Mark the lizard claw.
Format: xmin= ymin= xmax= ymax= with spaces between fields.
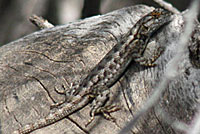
xmin=100 ymin=105 xmax=121 ymax=121
xmin=85 ymin=105 xmax=120 ymax=127
xmin=85 ymin=116 xmax=95 ymax=127
xmin=50 ymin=101 xmax=66 ymax=109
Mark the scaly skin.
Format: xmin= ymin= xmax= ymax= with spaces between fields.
xmin=13 ymin=8 xmax=172 ymax=134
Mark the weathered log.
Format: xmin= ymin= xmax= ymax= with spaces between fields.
xmin=0 ymin=5 xmax=199 ymax=134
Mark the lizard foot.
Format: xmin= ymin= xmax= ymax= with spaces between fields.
xmin=85 ymin=105 xmax=120 ymax=127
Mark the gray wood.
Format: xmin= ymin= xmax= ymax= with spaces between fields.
xmin=0 ymin=5 xmax=199 ymax=134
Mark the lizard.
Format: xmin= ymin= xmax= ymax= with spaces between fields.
xmin=13 ymin=8 xmax=172 ymax=134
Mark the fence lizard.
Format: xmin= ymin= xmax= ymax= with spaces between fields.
xmin=13 ymin=8 xmax=172 ymax=134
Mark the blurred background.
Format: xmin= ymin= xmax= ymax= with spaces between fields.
xmin=0 ymin=0 xmax=196 ymax=46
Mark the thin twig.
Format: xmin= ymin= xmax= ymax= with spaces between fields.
xmin=184 ymin=5 xmax=200 ymax=134
xmin=187 ymin=108 xmax=200 ymax=134
xmin=119 ymin=0 xmax=199 ymax=133
xmin=29 ymin=14 xmax=54 ymax=29
xmin=153 ymin=0 xmax=180 ymax=14
xmin=155 ymin=107 xmax=189 ymax=132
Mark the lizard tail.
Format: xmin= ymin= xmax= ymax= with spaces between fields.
xmin=13 ymin=103 xmax=75 ymax=134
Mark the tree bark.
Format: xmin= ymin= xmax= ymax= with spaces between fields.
xmin=0 ymin=5 xmax=199 ymax=134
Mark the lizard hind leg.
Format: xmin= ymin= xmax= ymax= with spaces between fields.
xmin=85 ymin=90 xmax=120 ymax=127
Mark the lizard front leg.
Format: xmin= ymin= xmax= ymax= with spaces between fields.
xmin=134 ymin=41 xmax=165 ymax=67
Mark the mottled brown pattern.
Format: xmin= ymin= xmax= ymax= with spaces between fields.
xmin=13 ymin=8 xmax=172 ymax=134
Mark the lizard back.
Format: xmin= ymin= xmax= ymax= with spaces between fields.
xmin=13 ymin=8 xmax=172 ymax=134
xmin=74 ymin=8 xmax=172 ymax=96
